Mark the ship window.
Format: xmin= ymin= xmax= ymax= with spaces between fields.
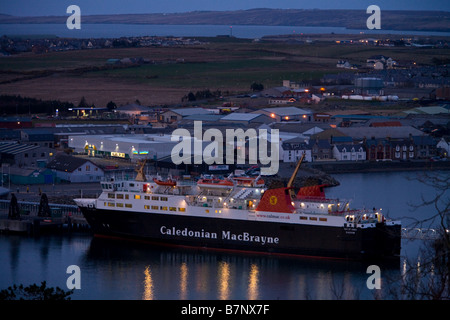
xmin=152 ymin=196 xmax=159 ymax=201
xmin=144 ymin=205 xmax=150 ymax=209
xmin=145 ymin=196 xmax=150 ymax=200
xmin=319 ymin=218 xmax=327 ymax=222
xmin=169 ymin=207 xmax=177 ymax=211
xmin=108 ymin=202 xmax=115 ymax=207
xmin=125 ymin=194 xmax=129 ymax=200
xmin=135 ymin=195 xmax=141 ymax=200
xmin=116 ymin=203 xmax=124 ymax=207
xmin=309 ymin=217 xmax=317 ymax=221
xmin=108 ymin=193 xmax=115 ymax=199
xmin=160 ymin=197 xmax=168 ymax=201
xmin=129 ymin=183 xmax=135 ymax=187
xmin=117 ymin=194 xmax=124 ymax=199
xmin=160 ymin=206 xmax=167 ymax=211
xmin=205 ymin=209 xmax=209 ymax=213
xmin=125 ymin=204 xmax=132 ymax=208
xmin=300 ymin=216 xmax=307 ymax=220
xmin=151 ymin=205 xmax=158 ymax=210
xmin=178 ymin=208 xmax=186 ymax=212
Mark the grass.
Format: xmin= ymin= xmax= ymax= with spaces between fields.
xmin=0 ymin=39 xmax=447 ymax=106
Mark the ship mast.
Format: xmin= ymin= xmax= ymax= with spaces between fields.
xmin=135 ymin=159 xmax=147 ymax=182
xmin=287 ymin=153 xmax=305 ymax=199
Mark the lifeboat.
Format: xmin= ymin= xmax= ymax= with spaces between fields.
xmin=197 ymin=178 xmax=234 ymax=189
xmin=232 ymin=176 xmax=265 ymax=187
xmin=153 ymin=177 xmax=176 ymax=187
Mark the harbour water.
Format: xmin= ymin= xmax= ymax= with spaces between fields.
xmin=1 ymin=23 xmax=449 ymax=39
xmin=0 ymin=171 xmax=448 ymax=300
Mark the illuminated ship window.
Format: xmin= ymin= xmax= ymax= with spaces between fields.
xmin=152 ymin=196 xmax=159 ymax=201
xmin=160 ymin=197 xmax=168 ymax=201
xmin=169 ymin=207 xmax=177 ymax=211
xmin=108 ymin=193 xmax=115 ymax=199
xmin=144 ymin=205 xmax=150 ymax=209
xmin=135 ymin=195 xmax=141 ymax=200
xmin=116 ymin=203 xmax=124 ymax=208
xmin=151 ymin=206 xmax=158 ymax=210
xmin=160 ymin=206 xmax=168 ymax=211
xmin=125 ymin=194 xmax=129 ymax=200
xmin=309 ymin=217 xmax=317 ymax=221
xmin=125 ymin=204 xmax=132 ymax=208
xmin=319 ymin=218 xmax=327 ymax=222
xmin=300 ymin=216 xmax=307 ymax=220
xmin=178 ymin=208 xmax=186 ymax=212
xmin=117 ymin=194 xmax=124 ymax=199
xmin=108 ymin=202 xmax=115 ymax=207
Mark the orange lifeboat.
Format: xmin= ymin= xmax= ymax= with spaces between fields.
xmin=153 ymin=177 xmax=176 ymax=187
xmin=197 ymin=178 xmax=234 ymax=189
xmin=233 ymin=176 xmax=265 ymax=187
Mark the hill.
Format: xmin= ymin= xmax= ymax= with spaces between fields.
xmin=0 ymin=8 xmax=449 ymax=32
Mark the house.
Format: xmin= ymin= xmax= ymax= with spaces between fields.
xmin=437 ymin=137 xmax=450 ymax=157
xmin=332 ymin=144 xmax=366 ymax=161
xmin=47 ymin=155 xmax=104 ymax=183
xmin=336 ymin=60 xmax=351 ymax=69
xmin=365 ymin=138 xmax=415 ymax=161
xmin=309 ymin=139 xmax=332 ymax=161
xmin=281 ymin=137 xmax=312 ymax=162
xmin=412 ymin=135 xmax=438 ymax=159
xmin=366 ymin=55 xmax=396 ymax=69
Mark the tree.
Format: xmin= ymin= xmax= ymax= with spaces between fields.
xmin=77 ymin=96 xmax=89 ymax=109
xmin=386 ymin=172 xmax=449 ymax=300
xmin=0 ymin=281 xmax=74 ymax=300
xmin=106 ymin=101 xmax=117 ymax=111
xmin=187 ymin=92 xmax=196 ymax=101
xmin=250 ymin=82 xmax=264 ymax=92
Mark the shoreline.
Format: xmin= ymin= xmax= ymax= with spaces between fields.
xmin=308 ymin=159 xmax=450 ymax=174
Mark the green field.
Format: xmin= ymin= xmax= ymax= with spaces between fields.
xmin=0 ymin=39 xmax=448 ymax=106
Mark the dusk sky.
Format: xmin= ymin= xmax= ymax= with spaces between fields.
xmin=1 ymin=0 xmax=449 ymax=16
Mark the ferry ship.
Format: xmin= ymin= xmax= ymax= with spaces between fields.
xmin=74 ymin=156 xmax=401 ymax=260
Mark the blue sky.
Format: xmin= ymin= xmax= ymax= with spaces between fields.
xmin=1 ymin=0 xmax=449 ymax=16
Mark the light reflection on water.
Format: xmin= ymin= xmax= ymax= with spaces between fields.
xmin=1 ymin=171 xmax=446 ymax=300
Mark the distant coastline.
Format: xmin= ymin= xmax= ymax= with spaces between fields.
xmin=0 ymin=8 xmax=449 ymax=33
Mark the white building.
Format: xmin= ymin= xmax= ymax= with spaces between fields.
xmin=281 ymin=137 xmax=312 ymax=162
xmin=46 ymin=154 xmax=104 ymax=183
xmin=332 ymin=144 xmax=366 ymax=161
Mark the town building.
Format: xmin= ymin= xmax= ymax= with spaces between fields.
xmin=0 ymin=142 xmax=54 ymax=167
xmin=332 ymin=144 xmax=366 ymax=161
xmin=160 ymin=108 xmax=213 ymax=123
xmin=281 ymin=137 xmax=312 ymax=162
xmin=46 ymin=154 xmax=104 ymax=183
xmin=219 ymin=113 xmax=273 ymax=125
xmin=309 ymin=139 xmax=332 ymax=161
xmin=255 ymin=107 xmax=312 ymax=122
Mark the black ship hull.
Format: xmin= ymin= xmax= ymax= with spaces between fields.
xmin=80 ymin=207 xmax=401 ymax=260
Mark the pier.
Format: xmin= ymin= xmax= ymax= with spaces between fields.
xmin=0 ymin=198 xmax=90 ymax=235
